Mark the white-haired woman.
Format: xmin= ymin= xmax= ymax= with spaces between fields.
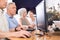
xmin=18 ymin=8 xmax=35 ymax=29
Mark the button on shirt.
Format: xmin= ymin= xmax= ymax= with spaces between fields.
xmin=5 ymin=13 xmax=18 ymax=29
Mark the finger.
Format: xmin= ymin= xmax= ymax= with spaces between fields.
xmin=20 ymin=35 xmax=26 ymax=38
xmin=20 ymin=28 xmax=23 ymax=30
xmin=23 ymin=32 xmax=31 ymax=37
xmin=17 ymin=28 xmax=21 ymax=31
xmin=26 ymin=31 xmax=31 ymax=35
xmin=21 ymin=30 xmax=31 ymax=36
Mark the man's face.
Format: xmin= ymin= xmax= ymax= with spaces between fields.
xmin=0 ymin=0 xmax=7 ymax=9
xmin=8 ymin=4 xmax=16 ymax=15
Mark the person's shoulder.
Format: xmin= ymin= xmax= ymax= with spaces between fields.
xmin=0 ymin=9 xmax=3 ymax=15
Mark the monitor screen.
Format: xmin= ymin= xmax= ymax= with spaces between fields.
xmin=35 ymin=0 xmax=47 ymax=32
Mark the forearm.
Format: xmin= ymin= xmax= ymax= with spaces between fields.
xmin=0 ymin=32 xmax=9 ymax=38
xmin=0 ymin=32 xmax=17 ymax=38
xmin=9 ymin=28 xmax=15 ymax=32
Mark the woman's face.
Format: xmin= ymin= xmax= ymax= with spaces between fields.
xmin=23 ymin=11 xmax=27 ymax=17
xmin=29 ymin=11 xmax=34 ymax=17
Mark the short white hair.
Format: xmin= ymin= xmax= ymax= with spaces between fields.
xmin=18 ymin=8 xmax=27 ymax=17
xmin=7 ymin=2 xmax=15 ymax=8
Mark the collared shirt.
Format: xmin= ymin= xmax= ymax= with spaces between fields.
xmin=0 ymin=9 xmax=9 ymax=32
xmin=0 ymin=9 xmax=3 ymax=15
xmin=0 ymin=9 xmax=9 ymax=40
xmin=5 ymin=13 xmax=18 ymax=29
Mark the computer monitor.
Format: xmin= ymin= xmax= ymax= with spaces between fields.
xmin=35 ymin=0 xmax=48 ymax=32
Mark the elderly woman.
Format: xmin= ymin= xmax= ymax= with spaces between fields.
xmin=18 ymin=8 xmax=35 ymax=29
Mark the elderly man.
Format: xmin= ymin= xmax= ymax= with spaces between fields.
xmin=5 ymin=2 xmax=24 ymax=31
xmin=0 ymin=0 xmax=9 ymax=32
xmin=0 ymin=0 xmax=31 ymax=40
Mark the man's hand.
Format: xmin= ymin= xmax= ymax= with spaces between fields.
xmin=12 ymin=30 xmax=31 ymax=38
xmin=0 ymin=30 xmax=31 ymax=39
xmin=15 ymin=26 xmax=26 ymax=31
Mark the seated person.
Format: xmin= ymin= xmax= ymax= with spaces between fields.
xmin=5 ymin=2 xmax=25 ymax=31
xmin=0 ymin=0 xmax=31 ymax=40
xmin=28 ymin=10 xmax=36 ymax=25
xmin=18 ymin=8 xmax=35 ymax=29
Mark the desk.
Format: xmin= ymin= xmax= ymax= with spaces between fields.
xmin=9 ymin=31 xmax=60 ymax=40
xmin=9 ymin=36 xmax=60 ymax=40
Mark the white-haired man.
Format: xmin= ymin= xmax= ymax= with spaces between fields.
xmin=0 ymin=0 xmax=31 ymax=40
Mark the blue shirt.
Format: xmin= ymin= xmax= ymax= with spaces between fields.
xmin=5 ymin=13 xmax=18 ymax=29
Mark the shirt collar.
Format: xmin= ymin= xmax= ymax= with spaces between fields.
xmin=5 ymin=13 xmax=13 ymax=19
xmin=0 ymin=9 xmax=2 ymax=11
xmin=0 ymin=9 xmax=3 ymax=14
xmin=0 ymin=9 xmax=5 ymax=15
